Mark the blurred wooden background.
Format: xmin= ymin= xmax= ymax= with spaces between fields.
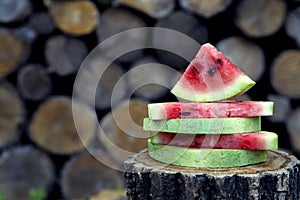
xmin=0 ymin=0 xmax=300 ymax=199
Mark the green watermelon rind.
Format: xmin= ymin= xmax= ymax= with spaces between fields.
xmin=148 ymin=140 xmax=268 ymax=168
xmin=143 ymin=117 xmax=261 ymax=134
xmin=148 ymin=101 xmax=274 ymax=120
xmin=171 ymin=73 xmax=255 ymax=102
xmin=150 ymin=131 xmax=278 ymax=150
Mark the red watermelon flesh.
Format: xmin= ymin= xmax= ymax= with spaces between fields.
xmin=151 ymin=131 xmax=278 ymax=150
xmin=148 ymin=101 xmax=274 ymax=119
xmin=171 ymin=43 xmax=255 ymax=102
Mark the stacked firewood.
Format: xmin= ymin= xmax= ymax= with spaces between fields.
xmin=0 ymin=0 xmax=299 ymax=199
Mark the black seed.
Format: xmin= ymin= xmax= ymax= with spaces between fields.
xmin=208 ymin=66 xmax=216 ymax=76
xmin=179 ymin=112 xmax=191 ymax=116
xmin=216 ymin=59 xmax=222 ymax=67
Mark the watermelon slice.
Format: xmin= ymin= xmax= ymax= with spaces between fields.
xmin=148 ymin=101 xmax=274 ymax=120
xmin=171 ymin=43 xmax=255 ymax=102
xmin=143 ymin=117 xmax=261 ymax=134
xmin=148 ymin=140 xmax=267 ymax=168
xmin=151 ymin=131 xmax=278 ymax=150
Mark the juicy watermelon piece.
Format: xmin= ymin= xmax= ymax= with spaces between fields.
xmin=143 ymin=117 xmax=261 ymax=134
xmin=148 ymin=101 xmax=274 ymax=119
xmin=148 ymin=140 xmax=267 ymax=168
xmin=151 ymin=131 xmax=278 ymax=150
xmin=171 ymin=43 xmax=255 ymax=102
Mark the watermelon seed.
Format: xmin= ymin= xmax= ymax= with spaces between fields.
xmin=179 ymin=112 xmax=191 ymax=116
xmin=208 ymin=66 xmax=216 ymax=76
xmin=216 ymin=59 xmax=222 ymax=67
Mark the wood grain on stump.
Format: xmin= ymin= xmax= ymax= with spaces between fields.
xmin=113 ymin=0 xmax=175 ymax=19
xmin=0 ymin=146 xmax=54 ymax=200
xmin=90 ymin=189 xmax=126 ymax=200
xmin=0 ymin=29 xmax=26 ymax=78
xmin=29 ymin=96 xmax=96 ymax=154
xmin=0 ymin=82 xmax=25 ymax=148
xmin=216 ymin=36 xmax=265 ymax=82
xmin=270 ymin=50 xmax=300 ymax=99
xmin=235 ymin=0 xmax=286 ymax=37
xmin=49 ymin=0 xmax=99 ymax=36
xmin=179 ymin=0 xmax=232 ymax=18
xmin=61 ymin=152 xmax=123 ymax=199
xmin=124 ymin=149 xmax=300 ymax=200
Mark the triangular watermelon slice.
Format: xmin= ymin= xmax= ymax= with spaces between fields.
xmin=171 ymin=43 xmax=255 ymax=102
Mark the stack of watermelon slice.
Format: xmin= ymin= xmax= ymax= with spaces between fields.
xmin=143 ymin=43 xmax=278 ymax=168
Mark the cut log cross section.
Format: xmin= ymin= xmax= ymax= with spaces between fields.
xmin=124 ymin=149 xmax=300 ymax=200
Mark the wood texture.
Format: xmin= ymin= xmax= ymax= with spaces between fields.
xmin=17 ymin=64 xmax=52 ymax=100
xmin=61 ymin=152 xmax=123 ymax=199
xmin=73 ymin=56 xmax=127 ymax=109
xmin=98 ymin=99 xmax=149 ymax=164
xmin=29 ymin=96 xmax=96 ymax=154
xmin=153 ymin=11 xmax=208 ymax=69
xmin=49 ymin=0 xmax=99 ymax=35
xmin=45 ymin=35 xmax=88 ymax=76
xmin=0 ymin=82 xmax=25 ymax=148
xmin=124 ymin=149 xmax=300 ymax=200
xmin=287 ymin=108 xmax=300 ymax=153
xmin=0 ymin=146 xmax=54 ymax=200
xmin=128 ymin=57 xmax=179 ymax=100
xmin=285 ymin=7 xmax=300 ymax=47
xmin=0 ymin=0 xmax=32 ymax=23
xmin=0 ymin=29 xmax=26 ymax=78
xmin=96 ymin=8 xmax=146 ymax=62
xmin=270 ymin=50 xmax=300 ymax=98
xmin=216 ymin=36 xmax=265 ymax=81
xmin=235 ymin=0 xmax=286 ymax=37
xmin=179 ymin=0 xmax=232 ymax=18
xmin=113 ymin=0 xmax=175 ymax=19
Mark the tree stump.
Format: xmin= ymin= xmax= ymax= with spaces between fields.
xmin=124 ymin=149 xmax=300 ymax=200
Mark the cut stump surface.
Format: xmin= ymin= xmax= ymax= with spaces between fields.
xmin=124 ymin=149 xmax=300 ymax=200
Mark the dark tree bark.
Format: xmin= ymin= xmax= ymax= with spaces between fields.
xmin=124 ymin=149 xmax=300 ymax=200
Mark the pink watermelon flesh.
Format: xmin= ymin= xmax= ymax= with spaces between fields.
xmin=151 ymin=131 xmax=278 ymax=150
xmin=148 ymin=101 xmax=274 ymax=119
xmin=171 ymin=43 xmax=255 ymax=102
